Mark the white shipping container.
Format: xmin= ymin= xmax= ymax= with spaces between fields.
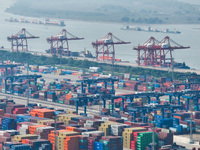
xmin=97 ymin=83 xmax=103 ymax=87
xmin=0 ymin=131 xmax=6 ymax=136
xmin=101 ymin=117 xmax=109 ymax=121
xmin=124 ymin=73 xmax=131 ymax=79
xmin=39 ymin=66 xmax=49 ymax=69
xmin=83 ymin=124 xmax=93 ymax=127
xmin=82 ymin=131 xmax=104 ymax=137
xmin=120 ymin=117 xmax=128 ymax=121
xmin=169 ymin=127 xmax=177 ymax=132
xmin=39 ymin=93 xmax=45 ymax=96
xmin=36 ymin=126 xmax=54 ymax=132
xmin=47 ymin=99 xmax=53 ymax=102
xmin=86 ymin=120 xmax=95 ymax=124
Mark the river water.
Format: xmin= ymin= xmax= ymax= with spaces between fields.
xmin=0 ymin=1 xmax=200 ymax=70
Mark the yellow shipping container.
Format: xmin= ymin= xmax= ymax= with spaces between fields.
xmin=99 ymin=127 xmax=110 ymax=136
xmin=122 ymin=127 xmax=147 ymax=149
xmin=123 ymin=127 xmax=147 ymax=133
xmin=37 ymin=119 xmax=54 ymax=125
xmin=58 ymin=131 xmax=79 ymax=137
xmin=12 ymin=134 xmax=39 ymax=142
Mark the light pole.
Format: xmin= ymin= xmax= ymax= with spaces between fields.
xmin=54 ymin=115 xmax=58 ymax=150
xmin=151 ymin=126 xmax=156 ymax=150
xmin=99 ymin=94 xmax=103 ymax=114
xmin=26 ymin=63 xmax=29 ymax=106
xmin=189 ymin=112 xmax=194 ymax=144
xmin=59 ymin=47 xmax=62 ymax=69
xmin=171 ymin=60 xmax=174 ymax=80
xmin=111 ymin=58 xmax=114 ymax=77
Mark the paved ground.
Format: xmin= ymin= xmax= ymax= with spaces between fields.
xmin=174 ymin=129 xmax=200 ymax=149
xmin=22 ymin=69 xmax=136 ymax=95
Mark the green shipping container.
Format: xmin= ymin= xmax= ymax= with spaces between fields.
xmin=147 ymin=86 xmax=153 ymax=89
xmin=109 ymin=104 xmax=112 ymax=110
xmin=118 ymin=87 xmax=124 ymax=89
xmin=58 ymin=101 xmax=64 ymax=104
xmin=130 ymin=77 xmax=137 ymax=81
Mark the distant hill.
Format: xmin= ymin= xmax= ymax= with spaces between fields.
xmin=5 ymin=0 xmax=200 ymax=24
xmin=177 ymin=0 xmax=200 ymax=5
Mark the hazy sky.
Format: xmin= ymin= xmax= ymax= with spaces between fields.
xmin=178 ymin=0 xmax=200 ymax=5
xmin=0 ymin=0 xmax=16 ymax=11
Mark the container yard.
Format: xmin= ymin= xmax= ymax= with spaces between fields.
xmin=1 ymin=0 xmax=200 ymax=149
xmin=0 ymin=60 xmax=199 ymax=150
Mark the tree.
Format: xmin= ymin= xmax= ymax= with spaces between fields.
xmin=121 ymin=17 xmax=130 ymax=22
xmin=131 ymin=18 xmax=135 ymax=22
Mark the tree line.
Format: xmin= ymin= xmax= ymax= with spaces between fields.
xmin=0 ymin=50 xmax=192 ymax=80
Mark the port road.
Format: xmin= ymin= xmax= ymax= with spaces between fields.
xmin=31 ymin=51 xmax=200 ymax=75
xmin=0 ymin=92 xmax=102 ymax=116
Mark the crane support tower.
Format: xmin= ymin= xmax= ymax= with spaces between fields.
xmin=133 ymin=36 xmax=190 ymax=67
xmin=46 ymin=29 xmax=84 ymax=56
xmin=7 ymin=28 xmax=39 ymax=52
xmin=92 ymin=33 xmax=131 ymax=61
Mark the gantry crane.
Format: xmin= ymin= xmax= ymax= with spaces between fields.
xmin=128 ymin=104 xmax=183 ymax=122
xmin=7 ymin=28 xmax=39 ymax=52
xmin=92 ymin=33 xmax=131 ymax=61
xmin=46 ymin=29 xmax=84 ymax=56
xmin=77 ymin=77 xmax=119 ymax=94
xmin=133 ymin=36 xmax=190 ymax=67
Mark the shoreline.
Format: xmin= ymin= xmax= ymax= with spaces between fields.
xmin=5 ymin=10 xmax=200 ymax=26
xmin=26 ymin=51 xmax=200 ymax=75
xmin=2 ymin=48 xmax=199 ymax=75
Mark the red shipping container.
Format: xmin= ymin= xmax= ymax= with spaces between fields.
xmin=131 ymin=140 xmax=136 ymax=150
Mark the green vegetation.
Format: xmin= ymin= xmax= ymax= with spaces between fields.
xmin=6 ymin=0 xmax=200 ymax=24
xmin=0 ymin=50 xmax=192 ymax=80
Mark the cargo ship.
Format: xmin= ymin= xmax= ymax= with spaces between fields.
xmin=4 ymin=17 xmax=19 ymax=22
xmin=121 ymin=25 xmax=181 ymax=34
xmin=45 ymin=49 xmax=94 ymax=58
xmin=44 ymin=19 xmax=65 ymax=26
xmin=31 ymin=20 xmax=43 ymax=24
xmin=5 ymin=17 xmax=66 ymax=26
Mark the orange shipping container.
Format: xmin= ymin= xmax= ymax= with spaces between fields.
xmin=93 ymin=74 xmax=99 ymax=77
xmin=29 ymin=125 xmax=47 ymax=134
xmin=115 ymin=59 xmax=121 ymax=62
xmin=29 ymin=112 xmax=37 ymax=117
xmin=99 ymin=56 xmax=114 ymax=60
xmin=66 ymin=127 xmax=76 ymax=131
xmin=173 ymin=116 xmax=182 ymax=120
xmin=48 ymin=130 xmax=71 ymax=150
xmin=66 ymin=94 xmax=72 ymax=100
xmin=30 ymin=109 xmax=55 ymax=118
xmin=72 ymin=72 xmax=78 ymax=75
xmin=125 ymin=83 xmax=130 ymax=87
xmin=22 ymin=139 xmax=30 ymax=144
